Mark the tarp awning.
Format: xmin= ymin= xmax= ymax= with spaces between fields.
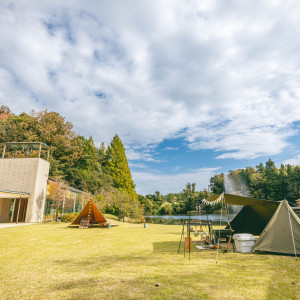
xmin=202 ymin=193 xmax=278 ymax=206
xmin=203 ymin=193 xmax=280 ymax=235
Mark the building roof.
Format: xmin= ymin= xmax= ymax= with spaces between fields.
xmin=0 ymin=190 xmax=30 ymax=199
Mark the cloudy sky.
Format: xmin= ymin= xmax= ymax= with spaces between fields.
xmin=1 ymin=0 xmax=300 ymax=195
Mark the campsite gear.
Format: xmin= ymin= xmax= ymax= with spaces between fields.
xmin=196 ymin=245 xmax=215 ymax=250
xmin=178 ymin=220 xmax=214 ymax=255
xmin=216 ymin=201 xmax=224 ymax=264
xmin=233 ymin=234 xmax=256 ymax=253
xmin=107 ymin=224 xmax=111 ymax=229
xmin=252 ymin=200 xmax=300 ymax=256
xmin=213 ymin=229 xmax=232 ymax=243
xmin=79 ymin=216 xmax=89 ymax=229
xmin=203 ymin=193 xmax=279 ymax=235
xmin=144 ymin=223 xmax=147 ymax=228
xmin=225 ymin=236 xmax=232 ymax=252
xmin=185 ymin=236 xmax=192 ymax=250
xmin=71 ymin=199 xmax=108 ymax=227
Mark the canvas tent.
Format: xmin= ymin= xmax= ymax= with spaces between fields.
xmin=252 ymin=200 xmax=300 ymax=255
xmin=71 ymin=199 xmax=108 ymax=226
xmin=203 ymin=193 xmax=280 ymax=235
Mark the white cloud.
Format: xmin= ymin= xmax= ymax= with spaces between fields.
xmin=163 ymin=147 xmax=179 ymax=151
xmin=0 ymin=0 xmax=300 ymax=160
xmin=132 ymin=167 xmax=220 ymax=195
xmin=126 ymin=146 xmax=161 ymax=162
xmin=283 ymin=154 xmax=300 ymax=166
xmin=128 ymin=162 xmax=148 ymax=169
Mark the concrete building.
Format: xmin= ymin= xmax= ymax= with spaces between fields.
xmin=0 ymin=142 xmax=50 ymax=223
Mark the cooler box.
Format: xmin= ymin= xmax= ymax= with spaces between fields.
xmin=233 ymin=234 xmax=256 ymax=253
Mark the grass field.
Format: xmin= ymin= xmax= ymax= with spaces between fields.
xmin=0 ymin=222 xmax=299 ymax=300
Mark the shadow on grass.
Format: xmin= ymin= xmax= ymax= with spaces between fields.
xmin=153 ymin=241 xmax=180 ymax=253
xmin=49 ymin=260 xmax=220 ymax=299
xmin=53 ymin=278 xmax=94 ymax=291
xmin=53 ymin=254 xmax=153 ymax=269
xmin=49 ymin=249 xmax=300 ymax=299
xmin=66 ymin=225 xmax=111 ymax=229
xmin=50 ymin=255 xmax=265 ymax=299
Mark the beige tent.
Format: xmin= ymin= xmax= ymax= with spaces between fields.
xmin=252 ymin=200 xmax=300 ymax=256
xmin=71 ymin=199 xmax=108 ymax=226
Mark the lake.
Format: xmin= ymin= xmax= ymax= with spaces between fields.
xmin=145 ymin=214 xmax=236 ymax=222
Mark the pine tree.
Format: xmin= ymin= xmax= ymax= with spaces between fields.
xmin=106 ymin=134 xmax=137 ymax=200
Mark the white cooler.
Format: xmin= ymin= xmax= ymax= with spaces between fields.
xmin=233 ymin=234 xmax=256 ymax=253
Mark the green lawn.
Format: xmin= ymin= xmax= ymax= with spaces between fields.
xmin=0 ymin=222 xmax=299 ymax=300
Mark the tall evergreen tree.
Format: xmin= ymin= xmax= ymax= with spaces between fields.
xmin=105 ymin=134 xmax=137 ymax=199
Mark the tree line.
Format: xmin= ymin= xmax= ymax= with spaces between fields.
xmin=141 ymin=159 xmax=300 ymax=216
xmin=0 ymin=105 xmax=141 ymax=220
xmin=1 ymin=105 xmax=299 ymax=219
xmin=209 ymin=159 xmax=300 ymax=205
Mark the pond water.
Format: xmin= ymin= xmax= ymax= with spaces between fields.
xmin=145 ymin=214 xmax=236 ymax=222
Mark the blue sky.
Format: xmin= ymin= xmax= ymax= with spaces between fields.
xmin=1 ymin=0 xmax=300 ymax=195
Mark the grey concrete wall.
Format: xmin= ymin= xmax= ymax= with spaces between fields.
xmin=0 ymin=158 xmax=50 ymax=222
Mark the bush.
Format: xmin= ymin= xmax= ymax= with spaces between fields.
xmin=61 ymin=212 xmax=79 ymax=223
xmin=103 ymin=213 xmax=119 ymax=221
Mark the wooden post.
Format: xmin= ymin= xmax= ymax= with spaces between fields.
xmin=16 ymin=197 xmax=21 ymax=224
xmin=185 ymin=221 xmax=192 ymax=252
xmin=10 ymin=198 xmax=16 ymax=222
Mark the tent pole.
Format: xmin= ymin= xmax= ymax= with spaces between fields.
xmin=216 ymin=200 xmax=224 ymax=264
xmin=184 ymin=222 xmax=185 ymax=258
xmin=88 ymin=199 xmax=92 ymax=228
xmin=188 ymin=214 xmax=191 ymax=260
xmin=288 ymin=208 xmax=297 ymax=261
xmin=178 ymin=220 xmax=185 ymax=253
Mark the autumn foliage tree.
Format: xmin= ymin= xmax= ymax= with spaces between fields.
xmin=0 ymin=107 xmax=143 ymax=219
xmin=47 ymin=181 xmax=65 ymax=222
xmin=0 ymin=109 xmax=112 ymax=194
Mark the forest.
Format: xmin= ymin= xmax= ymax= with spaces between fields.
xmin=1 ymin=105 xmax=299 ymax=218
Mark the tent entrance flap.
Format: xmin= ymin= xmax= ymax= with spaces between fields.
xmin=227 ymin=204 xmax=279 ymax=235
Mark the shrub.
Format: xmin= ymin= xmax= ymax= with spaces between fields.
xmin=61 ymin=212 xmax=79 ymax=223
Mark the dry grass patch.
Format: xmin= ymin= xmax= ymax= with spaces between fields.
xmin=0 ymin=223 xmax=299 ymax=299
